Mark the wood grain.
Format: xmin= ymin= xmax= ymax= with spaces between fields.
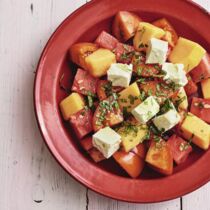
xmin=0 ymin=0 xmax=209 ymax=210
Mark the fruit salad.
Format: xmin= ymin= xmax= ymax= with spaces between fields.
xmin=59 ymin=11 xmax=210 ymax=178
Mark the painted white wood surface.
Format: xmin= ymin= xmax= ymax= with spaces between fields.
xmin=0 ymin=0 xmax=209 ymax=210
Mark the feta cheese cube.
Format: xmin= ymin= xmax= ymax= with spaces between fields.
xmin=93 ymin=127 xmax=121 ymax=158
xmin=153 ymin=108 xmax=181 ymax=132
xmin=131 ymin=96 xmax=160 ymax=124
xmin=146 ymin=38 xmax=168 ymax=65
xmin=162 ymin=63 xmax=188 ymax=86
xmin=107 ymin=63 xmax=133 ymax=87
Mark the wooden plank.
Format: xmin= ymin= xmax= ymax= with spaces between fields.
xmin=0 ymin=0 xmax=209 ymax=210
xmin=88 ymin=190 xmax=180 ymax=210
xmin=182 ymin=182 xmax=210 ymax=210
xmin=0 ymin=0 xmax=87 ymax=210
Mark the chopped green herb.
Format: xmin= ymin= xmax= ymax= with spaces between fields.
xmin=153 ymin=64 xmax=161 ymax=71
xmin=148 ymin=89 xmax=153 ymax=96
xmin=103 ymin=81 xmax=112 ymax=97
xmin=139 ymin=91 xmax=146 ymax=101
xmin=80 ymin=111 xmax=86 ymax=116
xmin=128 ymin=94 xmax=137 ymax=105
xmin=153 ymin=135 xmax=161 ymax=143
xmin=143 ymin=130 xmax=151 ymax=140
xmin=120 ymin=98 xmax=128 ymax=103
xmin=156 ymin=84 xmax=161 ymax=92
xmin=136 ymin=78 xmax=146 ymax=84
xmin=137 ymin=66 xmax=143 ymax=75
xmin=168 ymin=81 xmax=182 ymax=91
xmin=120 ymin=121 xmax=139 ymax=136
xmin=175 ymin=96 xmax=186 ymax=109
xmin=159 ymin=99 xmax=174 ymax=114
xmin=149 ymin=123 xmax=162 ymax=136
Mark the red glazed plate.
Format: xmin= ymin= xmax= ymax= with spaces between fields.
xmin=34 ymin=0 xmax=210 ymax=203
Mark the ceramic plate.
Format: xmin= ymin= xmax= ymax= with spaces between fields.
xmin=34 ymin=0 xmax=210 ymax=203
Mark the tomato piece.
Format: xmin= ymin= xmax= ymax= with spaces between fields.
xmin=145 ymin=140 xmax=173 ymax=175
xmin=190 ymin=53 xmax=210 ymax=83
xmin=80 ymin=136 xmax=93 ymax=151
xmin=69 ymin=108 xmax=93 ymax=139
xmin=167 ymin=134 xmax=192 ymax=165
xmin=152 ymin=18 xmax=178 ymax=47
xmin=114 ymin=43 xmax=135 ymax=64
xmin=95 ymin=31 xmax=119 ymax=50
xmin=88 ymin=148 xmax=105 ymax=162
xmin=132 ymin=52 xmax=160 ymax=77
xmin=96 ymin=80 xmax=123 ymax=101
xmin=112 ymin=11 xmax=141 ymax=42
xmin=72 ymin=68 xmax=98 ymax=96
xmin=113 ymin=151 xmax=144 ymax=178
xmin=139 ymin=81 xmax=178 ymax=100
xmin=184 ymin=75 xmax=198 ymax=96
xmin=190 ymin=97 xmax=210 ymax=123
xmin=93 ymin=95 xmax=123 ymax=132
xmin=131 ymin=143 xmax=147 ymax=159
xmin=69 ymin=43 xmax=98 ymax=69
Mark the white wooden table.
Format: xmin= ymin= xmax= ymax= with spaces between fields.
xmin=0 ymin=0 xmax=209 ymax=209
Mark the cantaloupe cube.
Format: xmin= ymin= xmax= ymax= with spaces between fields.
xmin=180 ymin=112 xmax=210 ymax=150
xmin=117 ymin=123 xmax=148 ymax=152
xmin=113 ymin=151 xmax=144 ymax=178
xmin=133 ymin=22 xmax=165 ymax=51
xmin=85 ymin=48 xmax=116 ymax=77
xmin=118 ymin=82 xmax=141 ymax=112
xmin=145 ymin=140 xmax=173 ymax=175
xmin=60 ymin=93 xmax=85 ymax=120
xmin=69 ymin=43 xmax=98 ymax=69
xmin=169 ymin=37 xmax=206 ymax=73
xmin=201 ymin=78 xmax=210 ymax=99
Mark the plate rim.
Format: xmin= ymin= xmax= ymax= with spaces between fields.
xmin=34 ymin=0 xmax=210 ymax=203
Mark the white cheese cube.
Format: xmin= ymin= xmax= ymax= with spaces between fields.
xmin=107 ymin=63 xmax=133 ymax=87
xmin=162 ymin=63 xmax=188 ymax=86
xmin=131 ymin=96 xmax=160 ymax=124
xmin=153 ymin=109 xmax=181 ymax=132
xmin=146 ymin=38 xmax=168 ymax=65
xmin=93 ymin=127 xmax=121 ymax=158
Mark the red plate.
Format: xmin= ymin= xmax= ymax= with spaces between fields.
xmin=34 ymin=0 xmax=210 ymax=203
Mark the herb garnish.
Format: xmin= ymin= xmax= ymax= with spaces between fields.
xmin=174 ymin=96 xmax=186 ymax=110
xmin=96 ymin=95 xmax=120 ymax=126
xmin=139 ymin=90 xmax=146 ymax=101
xmin=128 ymin=94 xmax=138 ymax=105
xmin=136 ymin=78 xmax=146 ymax=84
xmin=168 ymin=81 xmax=182 ymax=91
xmin=159 ymin=99 xmax=174 ymax=115
xmin=120 ymin=121 xmax=139 ymax=136
xmin=103 ymin=81 xmax=112 ymax=97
